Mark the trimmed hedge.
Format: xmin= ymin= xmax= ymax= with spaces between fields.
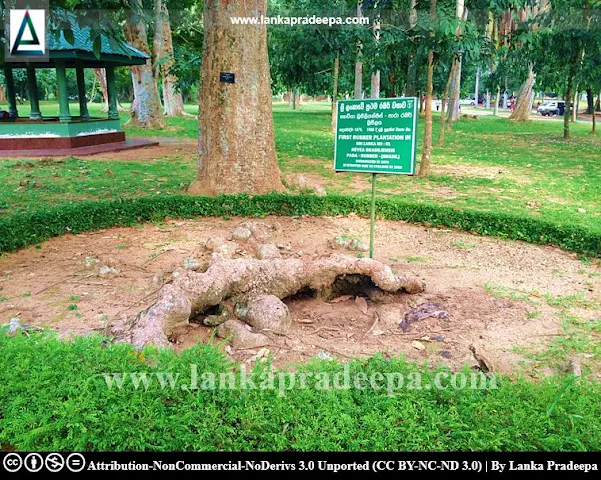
xmin=0 ymin=193 xmax=599 ymax=255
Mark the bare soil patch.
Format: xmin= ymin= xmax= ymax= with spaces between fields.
xmin=84 ymin=138 xmax=197 ymax=162
xmin=435 ymin=164 xmax=534 ymax=185
xmin=1 ymin=216 xmax=599 ymax=374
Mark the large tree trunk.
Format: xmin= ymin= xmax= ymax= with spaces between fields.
xmin=124 ymin=1 xmax=165 ymax=129
xmin=188 ymin=0 xmax=283 ymax=196
xmin=509 ymin=66 xmax=535 ymax=121
xmin=419 ymin=0 xmax=437 ymax=178
xmin=154 ymin=1 xmax=190 ymax=117
xmin=93 ymin=68 xmax=109 ymax=112
xmin=331 ymin=53 xmax=340 ymax=133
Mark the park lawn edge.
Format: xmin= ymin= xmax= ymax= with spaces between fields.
xmin=0 ymin=193 xmax=598 ymax=256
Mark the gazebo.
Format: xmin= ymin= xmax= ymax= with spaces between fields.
xmin=0 ymin=16 xmax=158 ymax=155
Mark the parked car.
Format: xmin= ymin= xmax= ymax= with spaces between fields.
xmin=537 ymin=101 xmax=565 ymax=116
xmin=459 ymin=98 xmax=476 ymax=106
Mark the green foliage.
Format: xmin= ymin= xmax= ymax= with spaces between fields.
xmin=0 ymin=192 xmax=599 ymax=255
xmin=0 ymin=332 xmax=600 ymax=451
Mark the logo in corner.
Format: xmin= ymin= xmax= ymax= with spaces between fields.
xmin=9 ymin=9 xmax=46 ymax=56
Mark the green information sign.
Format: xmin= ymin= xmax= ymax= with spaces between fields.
xmin=334 ymin=97 xmax=418 ymax=175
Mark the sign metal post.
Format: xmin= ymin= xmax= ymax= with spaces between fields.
xmin=334 ymin=97 xmax=418 ymax=258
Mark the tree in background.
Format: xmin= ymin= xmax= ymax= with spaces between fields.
xmin=123 ymin=0 xmax=164 ymax=127
xmin=153 ymin=0 xmax=193 ymax=116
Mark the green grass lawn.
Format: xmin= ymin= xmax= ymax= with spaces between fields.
xmin=1 ymin=332 xmax=600 ymax=451
xmin=2 ymin=100 xmax=600 ymax=238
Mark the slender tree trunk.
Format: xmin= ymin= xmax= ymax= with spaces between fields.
xmin=438 ymin=61 xmax=454 ymax=146
xmin=188 ymin=0 xmax=283 ymax=196
xmin=354 ymin=1 xmax=363 ymax=99
xmin=572 ymin=90 xmax=578 ymax=122
xmin=596 ymin=92 xmax=600 ymax=112
xmin=331 ymin=53 xmax=340 ymax=133
xmin=0 ymin=85 xmax=6 ymax=104
xmin=154 ymin=1 xmax=190 ymax=117
xmin=371 ymin=71 xmax=380 ymax=99
xmin=564 ymin=52 xmax=580 ymax=139
xmin=295 ymin=88 xmax=301 ymax=108
xmin=493 ymin=86 xmax=500 ymax=116
xmin=447 ymin=0 xmax=465 ymax=123
xmin=371 ymin=14 xmax=381 ymax=99
xmin=419 ymin=0 xmax=437 ymax=178
xmin=406 ymin=0 xmax=418 ymax=97
xmin=592 ymin=99 xmax=596 ymax=134
xmin=509 ymin=66 xmax=536 ymax=121
xmin=124 ymin=0 xmax=165 ymax=129
xmin=586 ymin=88 xmax=594 ymax=115
xmin=93 ymin=68 xmax=109 ymax=112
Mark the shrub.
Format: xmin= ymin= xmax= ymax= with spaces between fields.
xmin=0 ymin=194 xmax=598 ymax=255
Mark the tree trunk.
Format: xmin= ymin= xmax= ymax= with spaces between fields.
xmin=188 ymin=0 xmax=283 ymax=196
xmin=371 ymin=14 xmax=381 ymax=99
xmin=419 ymin=0 xmax=437 ymax=178
xmin=596 ymin=92 xmax=600 ymax=112
xmin=93 ymin=68 xmax=109 ymax=112
xmin=438 ymin=61 xmax=454 ymax=146
xmin=354 ymin=2 xmax=363 ymax=100
xmin=509 ymin=66 xmax=535 ymax=121
xmin=124 ymin=0 xmax=165 ymax=129
xmin=564 ymin=52 xmax=580 ymax=139
xmin=0 ymin=85 xmax=5 ymax=104
xmin=586 ymin=88 xmax=594 ymax=115
xmin=406 ymin=0 xmax=418 ymax=97
xmin=371 ymin=71 xmax=380 ymax=99
xmin=294 ymin=88 xmax=301 ymax=108
xmin=154 ymin=1 xmax=189 ymax=117
xmin=447 ymin=0 xmax=465 ymax=123
xmin=493 ymin=86 xmax=500 ymax=116
xmin=592 ymin=100 xmax=596 ymax=134
xmin=354 ymin=60 xmax=363 ymax=99
xmin=572 ymin=90 xmax=578 ymax=122
xmin=331 ymin=53 xmax=340 ymax=133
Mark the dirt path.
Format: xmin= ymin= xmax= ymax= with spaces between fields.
xmin=1 ymin=216 xmax=599 ymax=375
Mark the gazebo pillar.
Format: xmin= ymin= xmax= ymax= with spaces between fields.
xmin=56 ymin=62 xmax=72 ymax=122
xmin=105 ymin=65 xmax=119 ymax=119
xmin=3 ymin=67 xmax=18 ymax=118
xmin=26 ymin=66 xmax=42 ymax=120
xmin=76 ymin=64 xmax=89 ymax=119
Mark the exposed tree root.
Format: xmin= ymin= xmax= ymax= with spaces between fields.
xmin=112 ymin=223 xmax=425 ymax=349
